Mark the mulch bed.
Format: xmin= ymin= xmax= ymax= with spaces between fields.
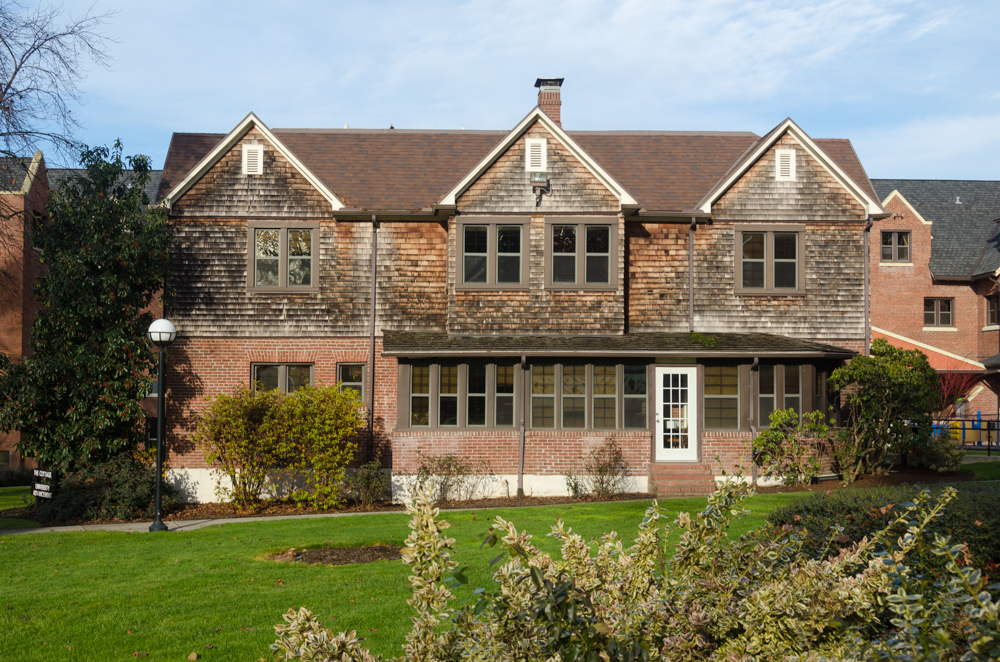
xmin=271 ymin=545 xmax=403 ymax=566
xmin=755 ymin=466 xmax=977 ymax=494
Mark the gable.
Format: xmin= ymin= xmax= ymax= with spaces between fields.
xmin=457 ymin=120 xmax=619 ymax=213
xmin=171 ymin=128 xmax=337 ymax=218
xmin=712 ymin=133 xmax=867 ymax=222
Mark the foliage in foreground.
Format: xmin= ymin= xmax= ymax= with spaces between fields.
xmin=767 ymin=481 xmax=1000 ymax=570
xmin=34 ymin=450 xmax=178 ymax=523
xmin=830 ymin=338 xmax=941 ymax=483
xmin=194 ymin=382 xmax=364 ymax=509
xmin=266 ymin=480 xmax=999 ymax=661
xmin=0 ymin=144 xmax=169 ymax=474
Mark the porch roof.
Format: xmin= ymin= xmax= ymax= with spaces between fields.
xmin=381 ymin=331 xmax=855 ymax=359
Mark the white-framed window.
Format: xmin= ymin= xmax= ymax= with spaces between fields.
xmin=242 ymin=143 xmax=263 ymax=175
xmin=525 ymin=138 xmax=547 ymax=172
xmin=775 ymin=148 xmax=795 ymax=181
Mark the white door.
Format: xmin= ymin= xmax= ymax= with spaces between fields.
xmin=654 ymin=367 xmax=698 ymax=462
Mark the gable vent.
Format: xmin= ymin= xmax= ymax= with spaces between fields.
xmin=242 ymin=143 xmax=263 ymax=175
xmin=525 ymin=138 xmax=547 ymax=172
xmin=775 ymin=148 xmax=795 ymax=181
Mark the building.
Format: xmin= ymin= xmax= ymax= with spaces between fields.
xmin=157 ymin=79 xmax=885 ymax=502
xmin=869 ymin=180 xmax=1000 ymax=418
xmin=0 ymin=152 xmax=49 ymax=470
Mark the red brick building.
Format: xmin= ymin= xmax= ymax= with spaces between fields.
xmin=0 ymin=153 xmax=48 ymax=470
xmin=869 ymin=180 xmax=1000 ymax=418
xmin=157 ymin=79 xmax=887 ymax=502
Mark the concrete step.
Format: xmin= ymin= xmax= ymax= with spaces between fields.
xmin=650 ymin=463 xmax=717 ymax=497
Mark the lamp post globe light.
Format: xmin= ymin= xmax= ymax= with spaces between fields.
xmin=147 ymin=318 xmax=176 ymax=532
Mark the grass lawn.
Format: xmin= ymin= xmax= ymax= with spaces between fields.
xmin=960 ymin=462 xmax=1000 ymax=481
xmin=0 ymin=492 xmax=807 ymax=661
xmin=0 ymin=485 xmax=31 ymax=512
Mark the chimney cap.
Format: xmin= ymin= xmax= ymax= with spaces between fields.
xmin=534 ymin=77 xmax=564 ymax=89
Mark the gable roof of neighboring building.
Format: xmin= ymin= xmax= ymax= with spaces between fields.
xmin=48 ymin=168 xmax=164 ymax=205
xmin=0 ymin=156 xmax=36 ymax=191
xmin=871 ymin=179 xmax=1000 ymax=278
xmin=159 ymin=118 xmax=879 ymax=215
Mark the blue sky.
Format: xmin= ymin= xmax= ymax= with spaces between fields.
xmin=53 ymin=0 xmax=1000 ymax=180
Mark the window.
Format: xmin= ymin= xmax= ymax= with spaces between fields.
xmin=495 ymin=365 xmax=515 ymax=426
xmin=337 ymin=364 xmax=365 ymax=402
xmin=242 ymin=143 xmax=263 ymax=175
xmin=704 ymin=366 xmax=739 ymax=429
xmin=457 ymin=218 xmax=528 ymax=289
xmin=593 ymin=366 xmax=617 ymax=429
xmin=881 ymin=231 xmax=910 ymax=263
xmin=252 ymin=364 xmax=312 ymax=393
xmin=758 ymin=364 xmax=775 ymax=426
xmin=0 ymin=450 xmax=11 ymax=467
xmin=468 ymin=365 xmax=487 ymax=426
xmin=525 ymin=138 xmax=547 ymax=172
xmin=784 ymin=365 xmax=801 ymax=418
xmin=734 ymin=224 xmax=805 ymax=294
xmin=924 ymin=298 xmax=953 ymax=327
xmin=439 ymin=366 xmax=458 ymax=426
xmin=545 ymin=219 xmax=617 ymax=290
xmin=623 ymin=365 xmax=647 ymax=428
xmin=247 ymin=221 xmax=320 ymax=293
xmin=562 ymin=365 xmax=586 ymax=428
xmin=532 ymin=365 xmax=556 ymax=428
xmin=775 ymin=148 xmax=796 ymax=181
xmin=987 ymin=297 xmax=998 ymax=327
xmin=410 ymin=366 xmax=430 ymax=426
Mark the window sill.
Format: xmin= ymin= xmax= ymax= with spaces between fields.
xmin=545 ymin=284 xmax=619 ymax=292
xmin=983 ymin=325 xmax=1000 ymax=332
xmin=247 ymin=288 xmax=320 ymax=295
xmin=734 ymin=289 xmax=806 ymax=297
xmin=455 ymin=285 xmax=530 ymax=292
xmin=878 ymin=262 xmax=913 ymax=267
xmin=922 ymin=326 xmax=958 ymax=332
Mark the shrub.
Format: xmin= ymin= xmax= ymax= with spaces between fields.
xmin=400 ymin=452 xmax=499 ymax=503
xmin=752 ymin=408 xmax=827 ymax=485
xmin=193 ymin=384 xmax=287 ymax=508
xmin=283 ymin=384 xmax=364 ymax=510
xmin=564 ymin=436 xmax=633 ymax=499
xmin=0 ymin=467 xmax=32 ymax=487
xmin=912 ymin=430 xmax=965 ymax=472
xmin=345 ymin=452 xmax=390 ymax=510
xmin=35 ymin=451 xmax=178 ymax=523
xmin=767 ymin=481 xmax=1000 ymax=569
xmin=264 ymin=480 xmax=1000 ymax=662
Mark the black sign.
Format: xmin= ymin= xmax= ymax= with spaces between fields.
xmin=33 ymin=469 xmax=52 ymax=479
xmin=33 ymin=469 xmax=57 ymax=503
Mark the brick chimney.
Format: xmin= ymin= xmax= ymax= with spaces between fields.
xmin=535 ymin=78 xmax=564 ymax=126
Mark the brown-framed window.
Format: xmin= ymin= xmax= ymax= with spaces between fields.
xmin=495 ymin=365 xmax=515 ymax=426
xmin=924 ymin=298 xmax=953 ymax=327
xmin=562 ymin=365 xmax=587 ymax=428
xmin=439 ymin=365 xmax=459 ymax=426
xmin=467 ymin=364 xmax=487 ymax=426
xmin=337 ymin=364 xmax=366 ymax=402
xmin=758 ymin=364 xmax=775 ymax=426
xmin=734 ymin=224 xmax=806 ymax=295
xmin=784 ymin=365 xmax=801 ymax=418
xmin=456 ymin=218 xmax=529 ymax=289
xmin=881 ymin=231 xmax=910 ymax=262
xmin=247 ymin=221 xmax=320 ymax=293
xmin=252 ymin=363 xmax=313 ymax=393
xmin=704 ymin=366 xmax=739 ymax=430
xmin=622 ymin=365 xmax=647 ymax=429
xmin=532 ymin=365 xmax=556 ymax=428
xmin=988 ymin=297 xmax=998 ymax=327
xmin=0 ymin=450 xmax=10 ymax=467
xmin=544 ymin=218 xmax=618 ymax=290
xmin=410 ymin=366 xmax=430 ymax=426
xmin=593 ymin=365 xmax=617 ymax=429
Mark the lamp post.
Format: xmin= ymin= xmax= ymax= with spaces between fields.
xmin=147 ymin=318 xmax=176 ymax=533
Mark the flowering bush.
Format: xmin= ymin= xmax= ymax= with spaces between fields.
xmin=264 ymin=480 xmax=999 ymax=661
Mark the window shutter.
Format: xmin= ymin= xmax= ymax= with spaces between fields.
xmin=775 ymin=149 xmax=795 ymax=181
xmin=525 ymin=138 xmax=547 ymax=172
xmin=242 ymin=144 xmax=263 ymax=175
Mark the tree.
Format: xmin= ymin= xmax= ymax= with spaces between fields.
xmin=0 ymin=142 xmax=169 ymax=473
xmin=829 ymin=337 xmax=940 ymax=481
xmin=0 ymin=1 xmax=114 ymax=307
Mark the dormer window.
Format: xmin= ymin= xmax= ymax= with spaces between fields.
xmin=774 ymin=148 xmax=795 ymax=181
xmin=242 ymin=143 xmax=263 ymax=175
xmin=525 ymin=138 xmax=547 ymax=172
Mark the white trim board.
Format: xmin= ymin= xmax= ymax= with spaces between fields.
xmin=696 ymin=118 xmax=884 ymax=217
xmin=438 ymin=107 xmax=638 ymax=207
xmin=872 ymin=326 xmax=985 ymax=369
xmin=164 ymin=112 xmax=344 ymax=211
xmin=880 ymin=190 xmax=932 ymax=225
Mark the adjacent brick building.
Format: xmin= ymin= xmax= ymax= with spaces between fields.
xmin=157 ymin=79 xmax=887 ymax=502
xmin=869 ymin=180 xmax=1000 ymax=418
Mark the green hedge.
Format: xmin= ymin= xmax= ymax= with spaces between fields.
xmin=767 ymin=482 xmax=1000 ymax=568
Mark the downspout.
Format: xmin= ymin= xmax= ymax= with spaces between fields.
xmin=750 ymin=356 xmax=759 ymax=485
xmin=689 ymin=217 xmax=696 ymax=333
xmin=518 ymin=355 xmax=527 ymax=498
xmin=368 ymin=215 xmax=379 ymax=453
xmin=864 ymin=216 xmax=873 ymax=356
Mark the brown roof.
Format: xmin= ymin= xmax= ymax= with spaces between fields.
xmin=159 ymin=123 xmax=876 ymax=213
xmin=813 ymin=138 xmax=879 ymax=203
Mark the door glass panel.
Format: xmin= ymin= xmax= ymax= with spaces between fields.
xmin=661 ymin=372 xmax=689 ymax=449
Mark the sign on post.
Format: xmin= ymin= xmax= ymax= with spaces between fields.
xmin=33 ymin=468 xmax=57 ymax=504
